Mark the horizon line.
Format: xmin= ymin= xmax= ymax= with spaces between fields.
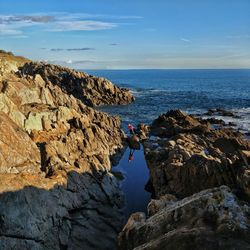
xmin=78 ymin=68 xmax=250 ymax=71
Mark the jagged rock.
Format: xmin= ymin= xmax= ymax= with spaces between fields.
xmin=20 ymin=62 xmax=135 ymax=107
xmin=151 ymin=109 xmax=210 ymax=137
xmin=144 ymin=110 xmax=250 ymax=198
xmin=137 ymin=123 xmax=150 ymax=140
xmin=0 ymin=51 xmax=133 ymax=249
xmin=25 ymin=111 xmax=52 ymax=132
xmin=147 ymin=194 xmax=177 ymax=216
xmin=35 ymin=111 xmax=124 ymax=176
xmin=118 ymin=186 xmax=250 ymax=250
xmin=0 ymin=93 xmax=26 ymax=127
xmin=213 ymin=137 xmax=245 ymax=154
xmin=123 ymin=110 xmax=250 ymax=250
xmin=0 ymin=51 xmax=129 ymax=176
xmin=0 ymin=112 xmax=41 ymax=174
xmin=204 ymin=117 xmax=226 ymax=125
xmin=204 ymin=108 xmax=239 ymax=118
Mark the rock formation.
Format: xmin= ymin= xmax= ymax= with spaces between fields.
xmin=20 ymin=61 xmax=134 ymax=107
xmin=204 ymin=108 xmax=239 ymax=118
xmin=144 ymin=110 xmax=249 ymax=198
xmin=119 ymin=110 xmax=250 ymax=250
xmin=0 ymin=50 xmax=134 ymax=249
xmin=0 ymin=112 xmax=41 ymax=174
xmin=118 ymin=186 xmax=250 ymax=250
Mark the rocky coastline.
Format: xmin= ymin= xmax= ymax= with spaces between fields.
xmin=0 ymin=50 xmax=249 ymax=250
xmin=118 ymin=110 xmax=250 ymax=250
xmin=0 ymin=50 xmax=133 ymax=249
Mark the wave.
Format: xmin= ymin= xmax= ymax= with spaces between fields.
xmin=232 ymin=107 xmax=250 ymax=114
xmin=199 ymin=109 xmax=250 ymax=133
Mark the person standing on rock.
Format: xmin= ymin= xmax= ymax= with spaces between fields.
xmin=128 ymin=123 xmax=135 ymax=134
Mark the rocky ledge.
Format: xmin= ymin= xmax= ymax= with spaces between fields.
xmin=0 ymin=50 xmax=134 ymax=249
xmin=20 ymin=61 xmax=134 ymax=107
xmin=118 ymin=110 xmax=250 ymax=250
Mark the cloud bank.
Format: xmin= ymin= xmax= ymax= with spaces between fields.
xmin=50 ymin=48 xmax=95 ymax=52
xmin=0 ymin=12 xmax=139 ymax=35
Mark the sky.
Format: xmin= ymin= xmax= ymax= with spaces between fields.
xmin=0 ymin=0 xmax=250 ymax=69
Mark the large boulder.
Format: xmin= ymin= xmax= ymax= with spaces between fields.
xmin=118 ymin=186 xmax=250 ymax=250
xmin=151 ymin=109 xmax=210 ymax=137
xmin=137 ymin=123 xmax=150 ymax=140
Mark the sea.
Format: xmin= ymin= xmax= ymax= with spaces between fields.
xmin=85 ymin=69 xmax=250 ymax=134
xmin=84 ymin=69 xmax=250 ymax=219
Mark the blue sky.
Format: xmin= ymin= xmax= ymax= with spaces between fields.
xmin=0 ymin=0 xmax=249 ymax=69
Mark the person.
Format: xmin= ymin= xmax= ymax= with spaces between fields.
xmin=128 ymin=123 xmax=135 ymax=135
xmin=128 ymin=149 xmax=134 ymax=162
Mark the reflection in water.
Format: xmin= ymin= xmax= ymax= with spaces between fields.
xmin=113 ymin=145 xmax=151 ymax=220
xmin=128 ymin=149 xmax=135 ymax=162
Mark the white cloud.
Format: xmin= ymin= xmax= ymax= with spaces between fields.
xmin=0 ymin=15 xmax=54 ymax=23
xmin=180 ymin=38 xmax=191 ymax=42
xmin=0 ymin=27 xmax=22 ymax=35
xmin=0 ymin=15 xmax=48 ymax=36
xmin=55 ymin=13 xmax=142 ymax=20
xmin=50 ymin=20 xmax=117 ymax=32
xmin=0 ymin=12 xmax=140 ymax=36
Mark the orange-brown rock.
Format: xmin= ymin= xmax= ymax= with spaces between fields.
xmin=0 ymin=50 xmax=131 ymax=250
xmin=144 ymin=110 xmax=250 ymax=198
xmin=0 ymin=112 xmax=40 ymax=174
xmin=20 ymin=61 xmax=135 ymax=107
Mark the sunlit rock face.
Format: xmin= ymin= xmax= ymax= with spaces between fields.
xmin=0 ymin=50 xmax=134 ymax=249
xmin=20 ymin=61 xmax=135 ymax=107
xmin=118 ymin=186 xmax=250 ymax=250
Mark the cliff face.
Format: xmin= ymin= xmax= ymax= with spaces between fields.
xmin=20 ymin=62 xmax=135 ymax=107
xmin=118 ymin=110 xmax=250 ymax=250
xmin=0 ymin=50 xmax=134 ymax=249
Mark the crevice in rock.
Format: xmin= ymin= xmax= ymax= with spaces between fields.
xmin=37 ymin=142 xmax=48 ymax=172
xmin=0 ymin=234 xmax=43 ymax=243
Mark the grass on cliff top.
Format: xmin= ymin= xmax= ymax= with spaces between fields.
xmin=0 ymin=49 xmax=30 ymax=63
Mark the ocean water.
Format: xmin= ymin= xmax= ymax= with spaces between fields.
xmin=86 ymin=69 xmax=250 ymax=133
xmin=84 ymin=69 xmax=250 ymax=218
xmin=112 ymin=145 xmax=151 ymax=219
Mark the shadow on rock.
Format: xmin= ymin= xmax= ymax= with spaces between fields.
xmin=0 ymin=170 xmax=125 ymax=250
